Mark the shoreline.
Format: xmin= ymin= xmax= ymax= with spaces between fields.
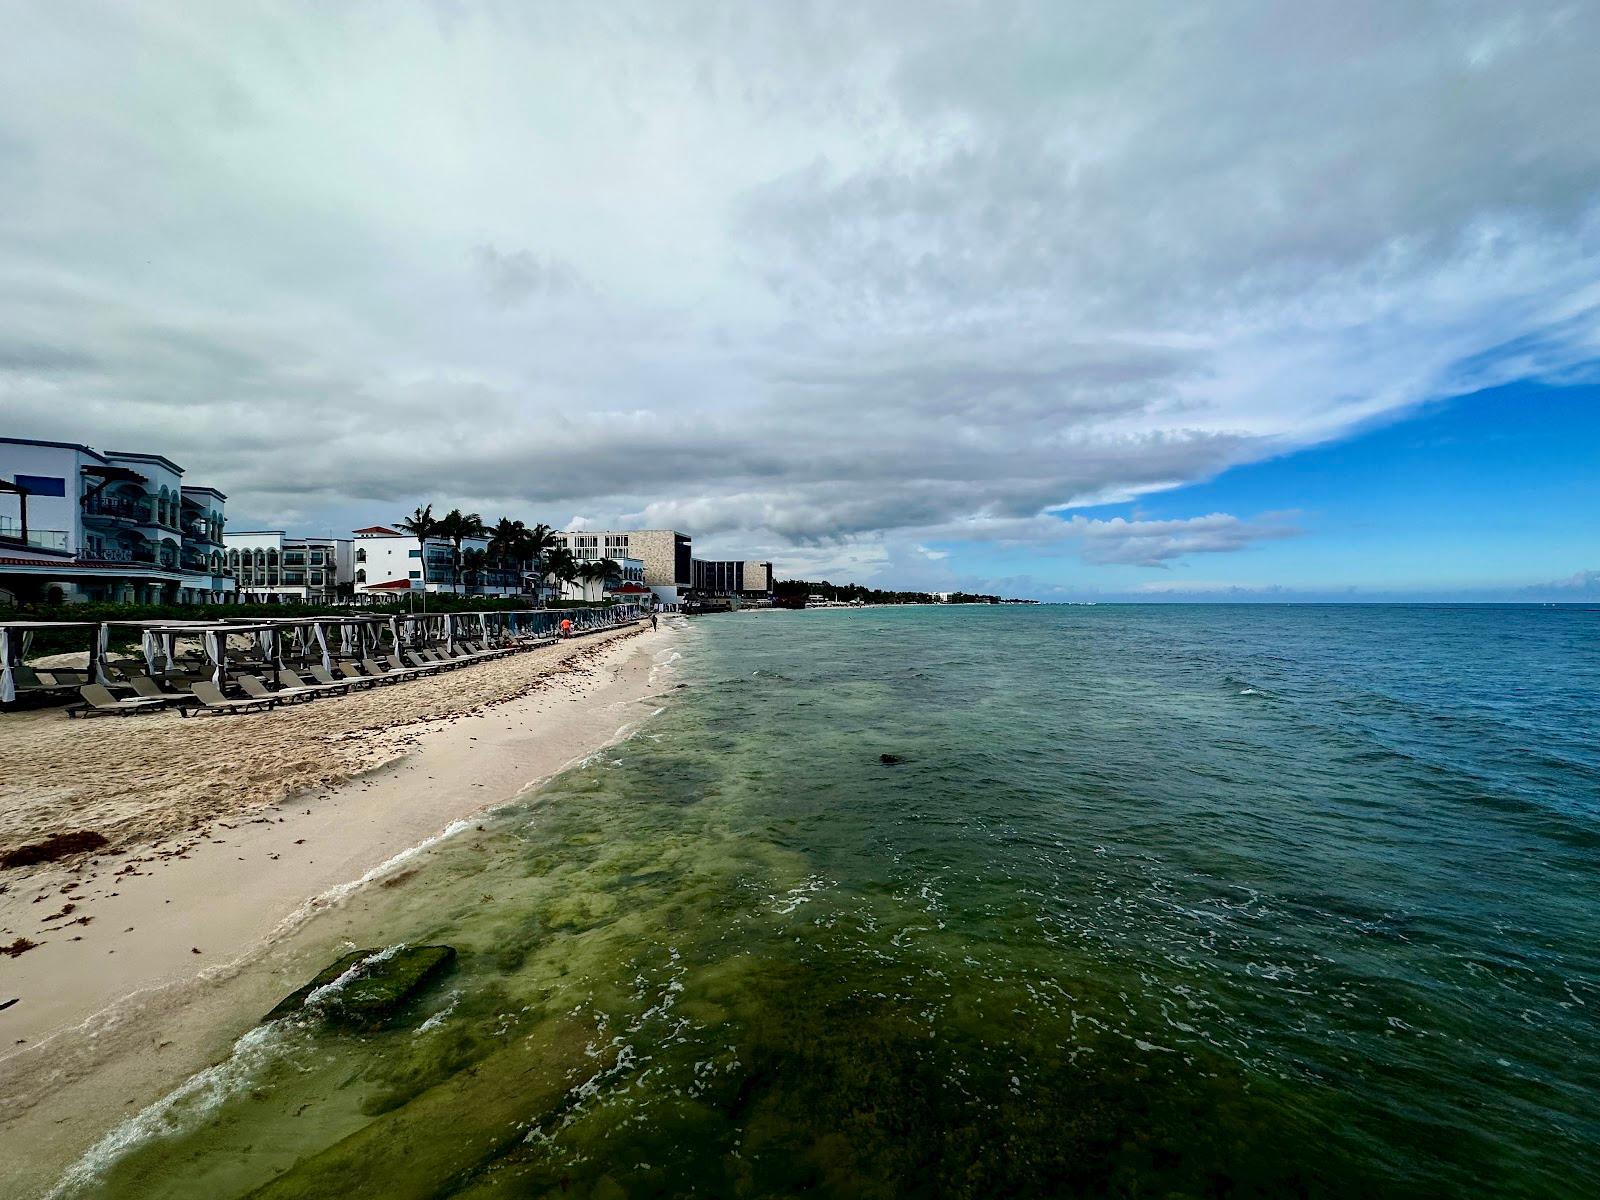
xmin=0 ymin=619 xmax=681 ymax=1198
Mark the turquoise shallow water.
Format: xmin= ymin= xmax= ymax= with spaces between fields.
xmin=60 ymin=606 xmax=1600 ymax=1198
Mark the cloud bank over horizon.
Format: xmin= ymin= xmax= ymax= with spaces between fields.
xmin=2 ymin=2 xmax=1598 ymax=591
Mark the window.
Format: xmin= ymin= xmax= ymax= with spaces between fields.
xmin=356 ymin=569 xmax=366 ymax=583
xmin=355 ymin=548 xmax=367 ymax=563
xmin=408 ymin=570 xmax=421 ymax=579
xmin=408 ymin=548 xmax=421 ymax=558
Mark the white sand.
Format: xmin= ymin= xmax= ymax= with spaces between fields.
xmin=0 ymin=618 xmax=679 ymax=1198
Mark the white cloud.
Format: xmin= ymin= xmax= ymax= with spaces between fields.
xmin=0 ymin=2 xmax=1596 ymax=578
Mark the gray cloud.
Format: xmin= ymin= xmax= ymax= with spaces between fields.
xmin=0 ymin=2 xmax=1596 ymax=579
xmin=470 ymin=244 xmax=582 ymax=306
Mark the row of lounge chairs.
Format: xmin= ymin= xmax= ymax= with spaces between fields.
xmin=65 ymin=638 xmax=542 ymax=718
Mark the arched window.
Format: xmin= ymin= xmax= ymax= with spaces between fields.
xmin=355 ymin=568 xmax=366 ymax=583
xmin=355 ymin=547 xmax=367 ymax=563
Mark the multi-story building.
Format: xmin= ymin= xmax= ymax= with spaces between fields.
xmin=556 ymin=529 xmax=691 ymax=605
xmin=351 ymin=525 xmax=518 ymax=596
xmin=224 ymin=532 xmax=353 ymax=602
xmin=0 ymin=436 xmax=235 ymax=605
xmin=692 ymin=559 xmax=774 ymax=600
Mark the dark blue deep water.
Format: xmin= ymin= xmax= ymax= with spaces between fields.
xmin=67 ymin=605 xmax=1600 ymax=1199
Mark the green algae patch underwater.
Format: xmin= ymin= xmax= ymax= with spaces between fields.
xmin=264 ymin=945 xmax=456 ymax=1029
xmin=47 ymin=608 xmax=1600 ymax=1200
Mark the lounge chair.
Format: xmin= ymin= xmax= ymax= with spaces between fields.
xmin=179 ymin=681 xmax=279 ymax=717
xmin=420 ymin=649 xmax=465 ymax=668
xmin=390 ymin=651 xmax=441 ymax=674
xmin=12 ymin=667 xmax=74 ymax=699
xmin=239 ymin=674 xmax=317 ymax=704
xmin=38 ymin=670 xmax=93 ymax=689
xmin=399 ymin=652 xmax=446 ymax=675
xmin=128 ymin=674 xmax=184 ymax=702
xmin=298 ymin=666 xmax=356 ymax=695
xmin=336 ymin=662 xmax=388 ymax=687
xmin=359 ymin=659 xmax=409 ymax=685
xmin=67 ymin=684 xmax=173 ymax=718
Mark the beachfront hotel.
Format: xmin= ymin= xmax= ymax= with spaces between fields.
xmin=350 ymin=524 xmax=522 ymax=597
xmin=223 ymin=532 xmax=354 ymax=603
xmin=555 ymin=528 xmax=692 ymax=605
xmin=0 ymin=436 xmax=236 ymax=605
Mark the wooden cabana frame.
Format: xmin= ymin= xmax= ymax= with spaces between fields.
xmin=0 ymin=620 xmax=98 ymax=703
xmin=3 ymin=605 xmax=644 ymax=705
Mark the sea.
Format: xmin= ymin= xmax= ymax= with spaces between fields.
xmin=52 ymin=605 xmax=1600 ymax=1199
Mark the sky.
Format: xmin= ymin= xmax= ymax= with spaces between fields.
xmin=0 ymin=1 xmax=1596 ymax=600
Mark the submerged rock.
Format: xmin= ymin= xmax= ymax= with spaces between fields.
xmin=879 ymin=753 xmax=905 ymax=765
xmin=265 ymin=945 xmax=456 ymax=1029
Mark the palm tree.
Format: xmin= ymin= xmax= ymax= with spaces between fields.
xmin=544 ymin=545 xmax=579 ymax=600
xmin=588 ymin=557 xmax=622 ymax=597
xmin=460 ymin=547 xmax=488 ymax=595
xmin=524 ymin=523 xmax=557 ymax=599
xmin=435 ymin=509 xmax=487 ymax=594
xmin=488 ymin=518 xmax=528 ymax=593
xmin=396 ymin=504 xmax=440 ymax=591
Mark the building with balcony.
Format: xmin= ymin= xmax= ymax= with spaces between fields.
xmin=224 ymin=532 xmax=353 ymax=602
xmin=555 ymin=529 xmax=691 ymax=605
xmin=350 ymin=525 xmax=519 ymax=596
xmin=0 ymin=437 xmax=235 ymax=605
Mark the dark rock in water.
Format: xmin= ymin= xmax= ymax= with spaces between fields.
xmin=265 ymin=945 xmax=456 ymax=1028
xmin=879 ymin=754 xmax=905 ymax=765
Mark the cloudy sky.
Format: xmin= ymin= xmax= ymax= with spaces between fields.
xmin=2 ymin=1 xmax=1597 ymax=599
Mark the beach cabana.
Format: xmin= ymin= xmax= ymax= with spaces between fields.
xmin=0 ymin=620 xmax=98 ymax=703
xmin=133 ymin=621 xmax=283 ymax=687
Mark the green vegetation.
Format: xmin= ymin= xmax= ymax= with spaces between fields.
xmin=775 ymin=580 xmax=1030 ymax=605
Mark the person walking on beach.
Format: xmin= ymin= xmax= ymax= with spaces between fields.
xmin=651 ymin=613 xmax=658 ymax=631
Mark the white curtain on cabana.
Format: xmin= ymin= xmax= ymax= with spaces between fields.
xmin=92 ymin=623 xmax=111 ymax=684
xmin=204 ymin=630 xmax=225 ymax=685
xmin=1 ymin=629 xmax=21 ymax=703
xmin=142 ymin=630 xmax=159 ymax=674
xmin=313 ymin=622 xmax=332 ymax=671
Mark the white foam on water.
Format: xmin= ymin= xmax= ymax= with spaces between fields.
xmin=303 ymin=943 xmax=405 ymax=1010
xmin=769 ymin=875 xmax=831 ymax=914
xmin=47 ymin=1021 xmax=294 ymax=1199
xmin=415 ymin=989 xmax=461 ymax=1035
xmin=268 ymin=819 xmax=479 ymax=939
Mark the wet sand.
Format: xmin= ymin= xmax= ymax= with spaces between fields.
xmin=0 ymin=619 xmax=677 ymax=1198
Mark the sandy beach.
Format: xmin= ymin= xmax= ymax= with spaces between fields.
xmin=0 ymin=618 xmax=678 ymax=1198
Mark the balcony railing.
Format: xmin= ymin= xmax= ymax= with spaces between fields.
xmin=84 ymin=545 xmax=158 ymax=565
xmin=0 ymin=519 xmax=70 ymax=552
xmin=83 ymin=497 xmax=148 ymax=522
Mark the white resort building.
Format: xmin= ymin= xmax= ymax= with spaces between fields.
xmin=351 ymin=525 xmax=519 ymax=597
xmin=0 ymin=437 xmax=235 ymax=605
xmin=224 ymin=532 xmax=354 ymax=602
